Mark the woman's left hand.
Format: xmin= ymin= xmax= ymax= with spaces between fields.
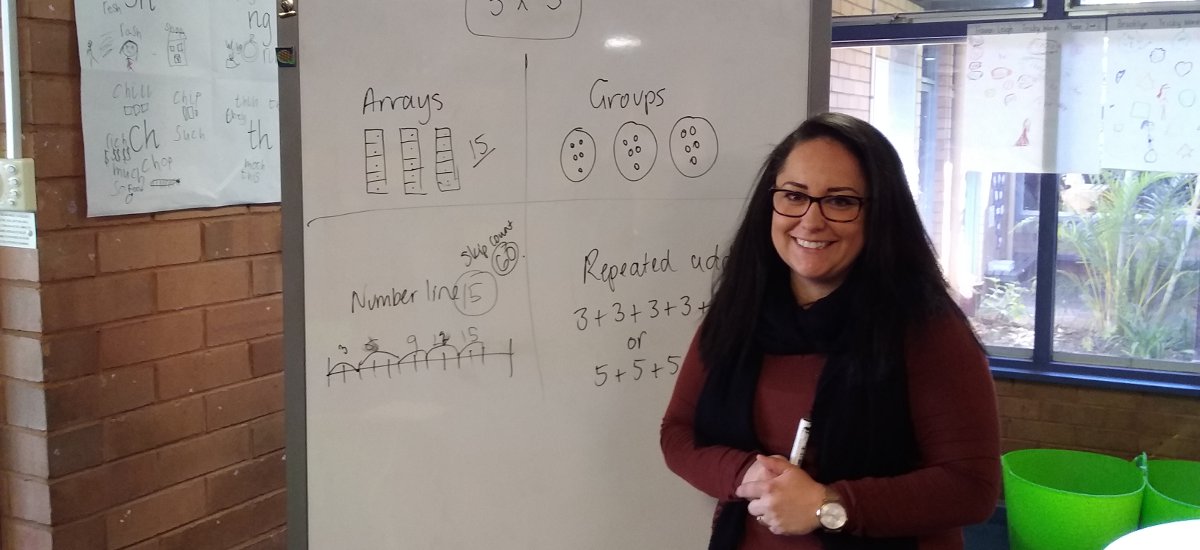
xmin=735 ymin=455 xmax=826 ymax=536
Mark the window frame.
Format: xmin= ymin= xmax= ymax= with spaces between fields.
xmin=832 ymin=0 xmax=1200 ymax=397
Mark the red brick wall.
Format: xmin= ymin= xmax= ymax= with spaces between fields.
xmin=829 ymin=47 xmax=872 ymax=121
xmin=1 ymin=3 xmax=285 ymax=549
xmin=999 ymin=380 xmax=1200 ymax=460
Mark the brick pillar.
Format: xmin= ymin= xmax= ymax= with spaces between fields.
xmin=1 ymin=248 xmax=53 ymax=548
xmin=2 ymin=4 xmax=286 ymax=549
xmin=2 ymin=4 xmax=70 ymax=548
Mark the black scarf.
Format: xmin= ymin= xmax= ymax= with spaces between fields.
xmin=694 ymin=273 xmax=919 ymax=550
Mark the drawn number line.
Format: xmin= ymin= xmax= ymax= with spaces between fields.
xmin=325 ymin=339 xmax=514 ymax=385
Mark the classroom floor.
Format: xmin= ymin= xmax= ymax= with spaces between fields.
xmin=963 ymin=507 xmax=1009 ymax=550
xmin=963 ymin=520 xmax=1009 ymax=550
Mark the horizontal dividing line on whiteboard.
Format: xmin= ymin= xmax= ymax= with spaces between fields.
xmin=304 ymin=195 xmax=748 ymax=227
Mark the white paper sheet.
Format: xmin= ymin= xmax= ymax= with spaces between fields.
xmin=75 ymin=0 xmax=280 ymax=216
xmin=1104 ymin=16 xmax=1200 ymax=173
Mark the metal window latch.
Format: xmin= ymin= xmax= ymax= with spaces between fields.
xmin=279 ymin=0 xmax=297 ymax=18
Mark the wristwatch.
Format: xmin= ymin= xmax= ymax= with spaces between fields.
xmin=816 ymin=490 xmax=848 ymax=532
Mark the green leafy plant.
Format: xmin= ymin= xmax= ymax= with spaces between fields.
xmin=1056 ymin=170 xmax=1200 ymax=359
xmin=978 ymin=276 xmax=1031 ymax=324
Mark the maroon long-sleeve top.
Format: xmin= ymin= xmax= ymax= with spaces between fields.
xmin=660 ymin=312 xmax=1001 ymax=549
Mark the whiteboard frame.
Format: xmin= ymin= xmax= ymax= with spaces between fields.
xmin=279 ymin=8 xmax=308 ymax=549
xmin=280 ymin=3 xmax=832 ymax=548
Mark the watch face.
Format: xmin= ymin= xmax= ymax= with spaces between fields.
xmin=819 ymin=502 xmax=848 ymax=530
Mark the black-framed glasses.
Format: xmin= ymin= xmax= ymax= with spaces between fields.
xmin=770 ymin=188 xmax=868 ymax=223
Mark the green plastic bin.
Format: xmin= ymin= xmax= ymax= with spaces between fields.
xmin=1136 ymin=454 xmax=1200 ymax=528
xmin=1003 ymin=449 xmax=1145 ymax=550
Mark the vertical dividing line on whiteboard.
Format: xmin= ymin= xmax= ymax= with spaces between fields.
xmin=521 ymin=52 xmax=546 ymax=398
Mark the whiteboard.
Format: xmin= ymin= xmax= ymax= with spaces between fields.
xmin=284 ymin=2 xmax=825 ymax=548
xmin=74 ymin=0 xmax=280 ymax=216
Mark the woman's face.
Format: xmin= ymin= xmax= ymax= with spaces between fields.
xmin=770 ymin=137 xmax=868 ymax=305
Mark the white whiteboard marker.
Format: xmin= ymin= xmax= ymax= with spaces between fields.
xmin=789 ymin=418 xmax=811 ymax=466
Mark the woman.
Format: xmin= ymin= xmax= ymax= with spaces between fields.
xmin=660 ymin=113 xmax=1000 ymax=550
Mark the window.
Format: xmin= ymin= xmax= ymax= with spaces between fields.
xmin=1054 ymin=169 xmax=1200 ymax=372
xmin=833 ymin=42 xmax=1042 ymax=356
xmin=833 ymin=1 xmax=1037 ymax=16
xmin=832 ymin=0 xmax=1200 ymax=392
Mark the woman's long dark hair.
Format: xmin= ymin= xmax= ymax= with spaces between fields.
xmin=694 ymin=113 xmax=980 ymax=550
xmin=698 ymin=112 xmax=964 ymax=384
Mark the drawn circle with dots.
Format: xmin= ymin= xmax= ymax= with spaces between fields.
xmin=560 ymin=128 xmax=596 ymax=183
xmin=670 ymin=117 xmax=719 ymax=179
xmin=613 ymin=121 xmax=657 ymax=182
